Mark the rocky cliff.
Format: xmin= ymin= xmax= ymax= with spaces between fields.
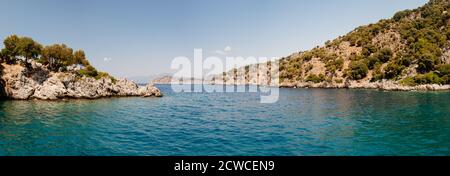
xmin=0 ymin=61 xmax=162 ymax=100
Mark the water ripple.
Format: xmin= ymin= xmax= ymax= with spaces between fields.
xmin=0 ymin=85 xmax=449 ymax=156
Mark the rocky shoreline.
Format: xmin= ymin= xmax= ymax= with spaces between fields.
xmin=0 ymin=62 xmax=162 ymax=100
xmin=151 ymin=75 xmax=450 ymax=91
xmin=278 ymin=81 xmax=450 ymax=91
xmin=210 ymin=82 xmax=450 ymax=91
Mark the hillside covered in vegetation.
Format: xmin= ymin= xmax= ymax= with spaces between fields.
xmin=214 ymin=0 xmax=450 ymax=90
xmin=274 ymin=0 xmax=450 ymax=88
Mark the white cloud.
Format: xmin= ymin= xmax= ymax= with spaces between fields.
xmin=103 ymin=57 xmax=112 ymax=62
xmin=224 ymin=46 xmax=232 ymax=52
xmin=213 ymin=46 xmax=232 ymax=55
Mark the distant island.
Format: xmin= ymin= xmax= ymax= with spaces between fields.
xmin=213 ymin=0 xmax=450 ymax=91
xmin=152 ymin=75 xmax=204 ymax=85
xmin=0 ymin=35 xmax=162 ymax=100
xmin=152 ymin=75 xmax=174 ymax=84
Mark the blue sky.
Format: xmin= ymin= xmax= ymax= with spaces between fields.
xmin=0 ymin=0 xmax=427 ymax=78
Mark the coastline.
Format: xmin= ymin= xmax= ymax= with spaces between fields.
xmin=0 ymin=63 xmax=163 ymax=100
xmin=151 ymin=81 xmax=450 ymax=92
xmin=278 ymin=81 xmax=450 ymax=91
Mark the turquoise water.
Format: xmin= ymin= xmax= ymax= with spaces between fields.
xmin=0 ymin=85 xmax=449 ymax=156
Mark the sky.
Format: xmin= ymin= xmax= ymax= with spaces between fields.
xmin=0 ymin=0 xmax=428 ymax=78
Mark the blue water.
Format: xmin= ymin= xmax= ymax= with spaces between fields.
xmin=0 ymin=85 xmax=449 ymax=156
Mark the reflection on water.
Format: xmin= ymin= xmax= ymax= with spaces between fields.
xmin=0 ymin=85 xmax=449 ymax=156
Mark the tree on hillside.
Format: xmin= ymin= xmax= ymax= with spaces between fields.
xmin=346 ymin=61 xmax=369 ymax=80
xmin=437 ymin=64 xmax=450 ymax=84
xmin=73 ymin=50 xmax=90 ymax=66
xmin=16 ymin=37 xmax=42 ymax=69
xmin=377 ymin=48 xmax=393 ymax=63
xmin=1 ymin=35 xmax=42 ymax=69
xmin=41 ymin=44 xmax=74 ymax=71
xmin=393 ymin=10 xmax=412 ymax=22
xmin=0 ymin=35 xmax=112 ymax=80
xmin=384 ymin=63 xmax=404 ymax=79
xmin=1 ymin=35 xmax=21 ymax=64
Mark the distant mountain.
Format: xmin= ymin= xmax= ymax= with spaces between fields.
xmin=151 ymin=75 xmax=205 ymax=84
xmin=127 ymin=73 xmax=173 ymax=84
xmin=151 ymin=75 xmax=173 ymax=84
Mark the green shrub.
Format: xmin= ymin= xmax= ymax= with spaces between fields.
xmin=362 ymin=44 xmax=377 ymax=57
xmin=344 ymin=24 xmax=379 ymax=47
xmin=417 ymin=53 xmax=441 ymax=73
xmin=400 ymin=77 xmax=416 ymax=86
xmin=446 ymin=27 xmax=450 ymax=40
xmin=371 ymin=63 xmax=384 ymax=82
xmin=301 ymin=52 xmax=313 ymax=62
xmin=348 ymin=53 xmax=364 ymax=61
xmin=436 ymin=64 xmax=450 ymax=76
xmin=78 ymin=65 xmax=98 ymax=78
xmin=384 ymin=63 xmax=404 ymax=79
xmin=0 ymin=50 xmax=7 ymax=63
xmin=399 ymin=56 xmax=412 ymax=67
xmin=376 ymin=48 xmax=393 ymax=63
xmin=393 ymin=10 xmax=412 ymax=21
xmin=442 ymin=75 xmax=450 ymax=84
xmin=346 ymin=61 xmax=369 ymax=80
xmin=402 ymin=71 xmax=447 ymax=86
xmin=311 ymin=48 xmax=328 ymax=59
xmin=95 ymin=72 xmax=117 ymax=83
xmin=413 ymin=72 xmax=443 ymax=85
xmin=325 ymin=58 xmax=344 ymax=73
xmin=412 ymin=37 xmax=443 ymax=73
xmin=320 ymin=53 xmax=338 ymax=63
xmin=413 ymin=37 xmax=442 ymax=57
xmin=306 ymin=74 xmax=325 ymax=83
xmin=437 ymin=64 xmax=450 ymax=84
xmin=367 ymin=55 xmax=380 ymax=69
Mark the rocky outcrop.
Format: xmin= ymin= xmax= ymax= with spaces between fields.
xmin=0 ymin=63 xmax=162 ymax=100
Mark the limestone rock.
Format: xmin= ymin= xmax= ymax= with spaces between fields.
xmin=32 ymin=74 xmax=68 ymax=100
xmin=140 ymin=83 xmax=163 ymax=97
xmin=0 ymin=62 xmax=163 ymax=100
xmin=0 ymin=64 xmax=37 ymax=99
